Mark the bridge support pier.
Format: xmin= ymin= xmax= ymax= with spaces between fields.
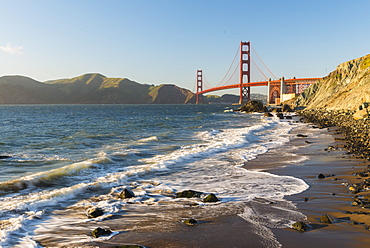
xmin=280 ymin=77 xmax=285 ymax=102
xmin=267 ymin=78 xmax=271 ymax=104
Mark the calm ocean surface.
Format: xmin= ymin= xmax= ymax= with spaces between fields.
xmin=0 ymin=104 xmax=309 ymax=247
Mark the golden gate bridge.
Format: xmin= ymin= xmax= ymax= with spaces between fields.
xmin=195 ymin=41 xmax=321 ymax=104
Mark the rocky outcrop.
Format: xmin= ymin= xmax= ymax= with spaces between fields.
xmin=235 ymin=100 xmax=267 ymax=113
xmin=289 ymin=54 xmax=370 ymax=110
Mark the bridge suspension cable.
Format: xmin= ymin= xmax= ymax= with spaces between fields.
xmin=203 ymin=74 xmax=213 ymax=90
xmin=250 ymin=44 xmax=277 ymax=79
xmin=215 ymin=46 xmax=240 ymax=87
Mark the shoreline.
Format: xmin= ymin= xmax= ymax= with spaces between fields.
xmin=51 ymin=112 xmax=370 ymax=247
xmin=267 ymin=118 xmax=370 ymax=247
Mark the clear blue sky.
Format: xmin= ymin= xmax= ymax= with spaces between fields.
xmin=1 ymin=0 xmax=369 ymax=95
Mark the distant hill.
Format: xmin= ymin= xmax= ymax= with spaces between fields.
xmin=0 ymin=73 xmax=196 ymax=104
xmin=204 ymin=93 xmax=267 ymax=104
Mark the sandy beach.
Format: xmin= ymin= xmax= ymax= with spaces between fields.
xmin=71 ymin=118 xmax=370 ymax=248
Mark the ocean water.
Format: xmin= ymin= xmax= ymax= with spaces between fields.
xmin=0 ymin=104 xmax=309 ymax=247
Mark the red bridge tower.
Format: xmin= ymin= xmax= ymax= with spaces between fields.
xmin=196 ymin=70 xmax=203 ymax=104
xmin=239 ymin=41 xmax=251 ymax=104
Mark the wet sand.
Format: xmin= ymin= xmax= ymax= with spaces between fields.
xmin=264 ymin=123 xmax=370 ymax=247
xmin=68 ymin=120 xmax=370 ymax=247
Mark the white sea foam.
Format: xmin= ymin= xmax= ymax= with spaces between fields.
xmin=137 ymin=136 xmax=158 ymax=143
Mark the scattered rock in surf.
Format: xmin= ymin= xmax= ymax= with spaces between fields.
xmin=320 ymin=214 xmax=335 ymax=224
xmin=91 ymin=227 xmax=112 ymax=238
xmin=297 ymin=134 xmax=308 ymax=138
xmin=291 ymin=221 xmax=310 ymax=231
xmin=276 ymin=113 xmax=284 ymax=119
xmin=0 ymin=155 xmax=11 ymax=159
xmin=202 ymin=193 xmax=219 ymax=203
xmin=87 ymin=207 xmax=104 ymax=218
xmin=183 ymin=218 xmax=198 ymax=225
xmin=282 ymin=104 xmax=293 ymax=112
xmin=318 ymin=174 xmax=326 ymax=179
xmin=176 ymin=190 xmax=203 ymax=198
xmin=304 ymin=197 xmax=310 ymax=202
xmin=264 ymin=112 xmax=273 ymax=117
xmin=119 ymin=188 xmax=135 ymax=199
xmin=285 ymin=116 xmax=293 ymax=119
xmin=354 ymin=172 xmax=368 ymax=177
xmin=305 ymin=140 xmax=312 ymax=144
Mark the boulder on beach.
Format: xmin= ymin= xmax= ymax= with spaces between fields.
xmin=236 ymin=100 xmax=266 ymax=113
xmin=202 ymin=193 xmax=219 ymax=203
xmin=282 ymin=104 xmax=294 ymax=112
xmin=297 ymin=134 xmax=308 ymax=138
xmin=318 ymin=174 xmax=326 ymax=179
xmin=183 ymin=218 xmax=198 ymax=225
xmin=353 ymin=109 xmax=369 ymax=120
xmin=276 ymin=113 xmax=284 ymax=119
xmin=320 ymin=214 xmax=335 ymax=224
xmin=292 ymin=221 xmax=310 ymax=231
xmin=119 ymin=188 xmax=135 ymax=199
xmin=91 ymin=227 xmax=112 ymax=238
xmin=86 ymin=207 xmax=104 ymax=218
xmin=176 ymin=190 xmax=203 ymax=198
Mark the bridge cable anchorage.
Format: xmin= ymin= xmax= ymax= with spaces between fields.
xmin=215 ymin=46 xmax=241 ymax=87
xmin=251 ymin=44 xmax=277 ymax=79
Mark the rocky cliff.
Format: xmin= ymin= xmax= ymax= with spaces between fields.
xmin=0 ymin=73 xmax=196 ymax=104
xmin=290 ymin=54 xmax=370 ymax=110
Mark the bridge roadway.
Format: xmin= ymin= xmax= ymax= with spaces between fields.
xmin=197 ymin=77 xmax=321 ymax=95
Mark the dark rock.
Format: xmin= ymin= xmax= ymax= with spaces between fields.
xmin=91 ymin=227 xmax=112 ymax=238
xmin=320 ymin=214 xmax=335 ymax=224
xmin=87 ymin=207 xmax=104 ymax=218
xmin=282 ymin=104 xmax=293 ymax=112
xmin=236 ymin=100 xmax=265 ymax=113
xmin=119 ymin=188 xmax=135 ymax=199
xmin=292 ymin=221 xmax=310 ymax=231
xmin=202 ymin=193 xmax=219 ymax=203
xmin=271 ymin=108 xmax=282 ymax=113
xmin=276 ymin=113 xmax=284 ymax=119
xmin=183 ymin=218 xmax=198 ymax=225
xmin=297 ymin=134 xmax=308 ymax=138
xmin=285 ymin=116 xmax=293 ymax=119
xmin=304 ymin=197 xmax=309 ymax=202
xmin=0 ymin=155 xmax=11 ymax=159
xmin=176 ymin=190 xmax=202 ymax=198
xmin=264 ymin=112 xmax=273 ymax=117
xmin=318 ymin=174 xmax=326 ymax=179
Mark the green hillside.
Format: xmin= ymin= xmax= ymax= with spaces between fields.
xmin=0 ymin=74 xmax=196 ymax=104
